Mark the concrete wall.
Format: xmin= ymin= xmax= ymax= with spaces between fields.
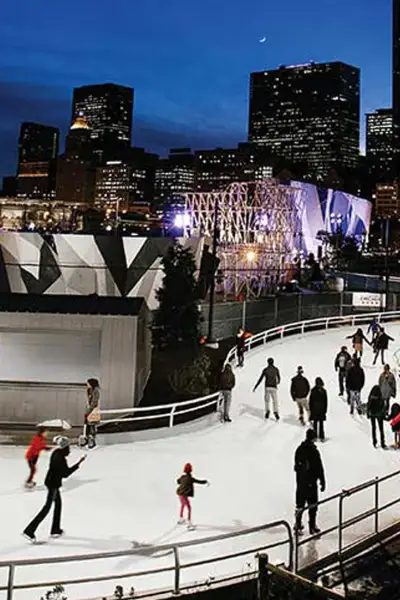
xmin=0 ymin=311 xmax=145 ymax=425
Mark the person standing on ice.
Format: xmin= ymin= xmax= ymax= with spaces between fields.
xmin=346 ymin=358 xmax=365 ymax=415
xmin=219 ymin=364 xmax=236 ymax=422
xmin=25 ymin=427 xmax=50 ymax=488
xmin=309 ymin=378 xmax=328 ymax=442
xmin=367 ymin=385 xmax=386 ymax=449
xmin=294 ymin=429 xmax=326 ymax=536
xmin=236 ymin=328 xmax=246 ymax=367
xmin=253 ymin=357 xmax=281 ymax=420
xmin=334 ymin=346 xmax=351 ymax=397
xmin=23 ymin=436 xmax=86 ymax=543
xmin=373 ymin=328 xmax=395 ymax=366
xmin=84 ymin=378 xmax=101 ymax=445
xmin=290 ymin=366 xmax=310 ymax=425
xmin=346 ymin=328 xmax=370 ymax=360
xmin=176 ymin=463 xmax=208 ymax=530
xmin=378 ymin=364 xmax=396 ymax=414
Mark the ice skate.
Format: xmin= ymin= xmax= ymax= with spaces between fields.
xmin=177 ymin=518 xmax=185 ymax=525
xmin=274 ymin=412 xmax=280 ymax=421
xmin=309 ymin=525 xmax=321 ymax=536
xmin=24 ymin=481 xmax=36 ymax=489
xmin=50 ymin=530 xmax=65 ymax=538
xmin=187 ymin=521 xmax=196 ymax=531
xmin=299 ymin=416 xmax=305 ymax=425
xmin=22 ymin=531 xmax=36 ymax=543
xmin=265 ymin=411 xmax=270 ymax=420
xmin=293 ymin=523 xmax=304 ymax=535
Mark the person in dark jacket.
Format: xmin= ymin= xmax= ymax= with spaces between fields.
xmin=309 ymin=378 xmax=328 ymax=441
xmin=346 ymin=358 xmax=365 ymax=415
xmin=236 ymin=328 xmax=246 ymax=367
xmin=294 ymin=429 xmax=326 ymax=535
xmin=290 ymin=366 xmax=311 ymax=425
xmin=253 ymin=357 xmax=281 ymax=420
xmin=23 ymin=436 xmax=86 ymax=542
xmin=373 ymin=328 xmax=395 ymax=366
xmin=379 ymin=364 xmax=397 ymax=413
xmin=367 ymin=385 xmax=386 ymax=449
xmin=344 ymin=354 xmax=356 ymax=405
xmin=346 ymin=328 xmax=370 ymax=359
xmin=334 ymin=346 xmax=351 ymax=397
xmin=176 ymin=463 xmax=208 ymax=530
xmin=389 ymin=403 xmax=400 ymax=448
xmin=368 ymin=317 xmax=381 ymax=344
xmin=220 ymin=364 xmax=236 ymax=422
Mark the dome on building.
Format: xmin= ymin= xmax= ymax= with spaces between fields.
xmin=70 ymin=117 xmax=90 ymax=131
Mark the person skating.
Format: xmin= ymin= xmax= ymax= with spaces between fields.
xmin=309 ymin=378 xmax=328 ymax=442
xmin=379 ymin=364 xmax=396 ymax=414
xmin=23 ymin=436 xmax=86 ymax=542
xmin=346 ymin=328 xmax=370 ymax=360
xmin=25 ymin=427 xmax=50 ymax=488
xmin=176 ymin=463 xmax=208 ymax=530
xmin=334 ymin=346 xmax=351 ymax=397
xmin=294 ymin=429 xmax=326 ymax=535
xmin=368 ymin=317 xmax=381 ymax=344
xmin=83 ymin=378 xmax=101 ymax=447
xmin=367 ymin=385 xmax=386 ymax=449
xmin=344 ymin=354 xmax=357 ymax=405
xmin=236 ymin=328 xmax=246 ymax=367
xmin=389 ymin=403 xmax=400 ymax=448
xmin=290 ymin=366 xmax=310 ymax=425
xmin=219 ymin=364 xmax=236 ymax=422
xmin=346 ymin=358 xmax=365 ymax=416
xmin=253 ymin=357 xmax=281 ymax=420
xmin=373 ymin=328 xmax=395 ymax=366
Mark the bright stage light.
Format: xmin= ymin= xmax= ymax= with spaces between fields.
xmin=246 ymin=250 xmax=257 ymax=262
xmin=174 ymin=213 xmax=190 ymax=228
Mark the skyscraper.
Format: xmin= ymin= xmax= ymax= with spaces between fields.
xmin=366 ymin=108 xmax=393 ymax=187
xmin=17 ymin=122 xmax=59 ymax=199
xmin=154 ymin=148 xmax=195 ymax=208
xmin=71 ymin=83 xmax=134 ymax=164
xmin=393 ymin=0 xmax=400 ymax=177
xmin=248 ymin=62 xmax=360 ymax=182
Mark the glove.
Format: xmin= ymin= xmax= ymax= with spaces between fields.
xmin=320 ymin=482 xmax=326 ymax=493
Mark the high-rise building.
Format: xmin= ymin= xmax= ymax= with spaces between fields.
xmin=376 ymin=182 xmax=400 ymax=216
xmin=248 ymin=62 xmax=360 ymax=182
xmin=393 ymin=0 xmax=400 ymax=176
xmin=154 ymin=148 xmax=195 ymax=209
xmin=71 ymin=83 xmax=134 ymax=164
xmin=194 ymin=143 xmax=273 ymax=192
xmin=17 ymin=122 xmax=59 ymax=199
xmin=56 ymin=118 xmax=96 ymax=205
xmin=366 ymin=109 xmax=393 ymax=188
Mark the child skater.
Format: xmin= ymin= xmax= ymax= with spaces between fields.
xmin=176 ymin=463 xmax=208 ymax=530
xmin=25 ymin=427 xmax=49 ymax=488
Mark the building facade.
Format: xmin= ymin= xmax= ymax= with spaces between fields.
xmin=17 ymin=122 xmax=59 ymax=199
xmin=375 ymin=182 xmax=400 ymax=216
xmin=248 ymin=62 xmax=360 ymax=182
xmin=154 ymin=148 xmax=195 ymax=209
xmin=366 ymin=108 xmax=393 ymax=190
xmin=72 ymin=83 xmax=134 ymax=164
xmin=393 ymin=0 xmax=400 ymax=177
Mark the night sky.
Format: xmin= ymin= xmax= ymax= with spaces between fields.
xmin=0 ymin=0 xmax=392 ymax=179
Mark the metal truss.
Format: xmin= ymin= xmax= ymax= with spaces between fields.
xmin=185 ymin=181 xmax=304 ymax=299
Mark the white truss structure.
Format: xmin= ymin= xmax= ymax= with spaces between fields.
xmin=185 ymin=181 xmax=304 ymax=299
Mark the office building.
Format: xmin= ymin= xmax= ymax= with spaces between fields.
xmin=195 ymin=143 xmax=273 ymax=192
xmin=72 ymin=83 xmax=134 ymax=164
xmin=17 ymin=122 xmax=59 ymax=199
xmin=154 ymin=148 xmax=195 ymax=208
xmin=248 ymin=62 xmax=360 ymax=182
xmin=375 ymin=182 xmax=400 ymax=216
xmin=366 ymin=108 xmax=393 ymax=187
xmin=394 ymin=0 xmax=400 ymax=176
xmin=1 ymin=176 xmax=17 ymax=197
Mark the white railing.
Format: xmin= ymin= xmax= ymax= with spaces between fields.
xmin=100 ymin=391 xmax=222 ymax=428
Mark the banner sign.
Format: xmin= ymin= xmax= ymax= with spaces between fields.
xmin=352 ymin=292 xmax=386 ymax=309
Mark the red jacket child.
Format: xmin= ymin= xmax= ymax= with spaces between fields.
xmin=25 ymin=428 xmax=49 ymax=487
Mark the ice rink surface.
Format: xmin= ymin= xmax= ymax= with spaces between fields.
xmin=1 ymin=323 xmax=400 ymax=599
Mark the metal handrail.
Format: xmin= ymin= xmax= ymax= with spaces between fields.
xmin=294 ymin=468 xmax=400 ymax=571
xmin=2 ymin=520 xmax=293 ymax=600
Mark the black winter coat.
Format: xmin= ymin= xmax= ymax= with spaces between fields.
xmin=335 ymin=351 xmax=351 ymax=371
xmin=346 ymin=365 xmax=365 ymax=392
xmin=44 ymin=447 xmax=80 ymax=489
xmin=176 ymin=473 xmax=207 ymax=497
xmin=309 ymin=386 xmax=328 ymax=421
xmin=375 ymin=333 xmax=394 ymax=350
xmin=294 ymin=440 xmax=325 ymax=488
xmin=367 ymin=389 xmax=386 ymax=419
xmin=290 ymin=375 xmax=310 ymax=400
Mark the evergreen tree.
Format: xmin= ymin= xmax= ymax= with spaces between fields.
xmin=152 ymin=242 xmax=201 ymax=349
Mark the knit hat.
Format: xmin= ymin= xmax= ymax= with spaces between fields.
xmin=53 ymin=435 xmax=69 ymax=449
xmin=184 ymin=463 xmax=192 ymax=473
xmin=297 ymin=366 xmax=303 ymax=373
xmin=306 ymin=429 xmax=317 ymax=442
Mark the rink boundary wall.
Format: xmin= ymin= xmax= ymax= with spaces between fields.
xmin=98 ymin=310 xmax=400 ymax=444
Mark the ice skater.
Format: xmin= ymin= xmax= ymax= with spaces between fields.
xmin=379 ymin=364 xmax=396 ymax=414
xmin=346 ymin=358 xmax=365 ymax=415
xmin=82 ymin=378 xmax=101 ymax=448
xmin=23 ymin=436 xmax=86 ymax=542
xmin=367 ymin=385 xmax=386 ymax=449
xmin=176 ymin=463 xmax=208 ymax=530
xmin=253 ymin=357 xmax=281 ymax=420
xmin=373 ymin=328 xmax=395 ymax=366
xmin=290 ymin=366 xmax=310 ymax=425
xmin=389 ymin=403 xmax=400 ymax=448
xmin=25 ymin=427 xmax=50 ymax=488
xmin=368 ymin=317 xmax=381 ymax=344
xmin=346 ymin=328 xmax=371 ymax=360
xmin=309 ymin=377 xmax=328 ymax=442
xmin=236 ymin=328 xmax=246 ymax=367
xmin=219 ymin=364 xmax=236 ymax=422
xmin=334 ymin=346 xmax=351 ymax=397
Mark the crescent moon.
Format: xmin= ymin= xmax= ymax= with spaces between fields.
xmin=259 ymin=37 xmax=266 ymax=43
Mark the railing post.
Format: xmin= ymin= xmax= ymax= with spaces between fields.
xmin=173 ymin=546 xmax=181 ymax=595
xmin=169 ymin=406 xmax=176 ymax=428
xmin=374 ymin=477 xmax=379 ymax=534
xmin=6 ymin=564 xmax=15 ymax=600
xmin=257 ymin=553 xmax=269 ymax=600
xmin=338 ymin=495 xmax=344 ymax=555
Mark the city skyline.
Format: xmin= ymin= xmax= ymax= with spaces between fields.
xmin=0 ymin=0 xmax=391 ymax=180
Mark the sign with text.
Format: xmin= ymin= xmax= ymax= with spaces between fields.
xmin=352 ymin=292 xmax=386 ymax=309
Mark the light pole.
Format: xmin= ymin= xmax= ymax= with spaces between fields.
xmin=384 ymin=216 xmax=390 ymax=311
xmin=206 ymin=200 xmax=219 ymax=348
